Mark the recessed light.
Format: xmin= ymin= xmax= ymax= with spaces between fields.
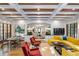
xmin=2 ymin=8 xmax=5 ymax=10
xmin=72 ymin=8 xmax=75 ymax=10
xmin=37 ymin=8 xmax=40 ymax=11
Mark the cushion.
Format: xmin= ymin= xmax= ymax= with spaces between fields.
xmin=67 ymin=37 xmax=79 ymax=45
xmin=30 ymin=49 xmax=41 ymax=56
xmin=53 ymin=36 xmax=62 ymax=40
xmin=63 ymin=36 xmax=67 ymax=40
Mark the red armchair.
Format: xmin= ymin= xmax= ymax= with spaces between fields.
xmin=22 ymin=46 xmax=29 ymax=56
xmin=22 ymin=42 xmax=41 ymax=56
xmin=30 ymin=37 xmax=41 ymax=46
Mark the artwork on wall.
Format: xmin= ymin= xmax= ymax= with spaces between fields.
xmin=15 ymin=25 xmax=25 ymax=36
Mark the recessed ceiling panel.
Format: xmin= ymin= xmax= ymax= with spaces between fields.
xmin=0 ymin=8 xmax=17 ymax=12
xmin=23 ymin=8 xmax=55 ymax=12
xmin=18 ymin=3 xmax=59 ymax=5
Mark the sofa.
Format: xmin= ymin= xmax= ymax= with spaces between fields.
xmin=48 ymin=36 xmax=79 ymax=55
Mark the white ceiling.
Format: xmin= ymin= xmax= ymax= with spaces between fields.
xmin=0 ymin=3 xmax=79 ymax=21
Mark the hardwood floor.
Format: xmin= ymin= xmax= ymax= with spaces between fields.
xmin=8 ymin=40 xmax=59 ymax=56
xmin=8 ymin=48 xmax=24 ymax=56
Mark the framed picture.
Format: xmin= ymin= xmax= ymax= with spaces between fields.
xmin=15 ymin=25 xmax=25 ymax=34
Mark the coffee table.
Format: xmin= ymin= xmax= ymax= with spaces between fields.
xmin=39 ymin=42 xmax=58 ymax=56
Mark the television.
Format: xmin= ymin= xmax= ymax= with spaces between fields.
xmin=53 ymin=28 xmax=65 ymax=35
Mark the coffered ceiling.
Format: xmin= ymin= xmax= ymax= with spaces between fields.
xmin=0 ymin=3 xmax=79 ymax=21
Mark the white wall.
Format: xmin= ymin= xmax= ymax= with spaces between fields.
xmin=13 ymin=19 xmax=79 ymax=40
xmin=13 ymin=20 xmax=66 ymax=41
xmin=14 ymin=19 xmax=66 ymax=33
xmin=0 ymin=18 xmax=78 ymax=41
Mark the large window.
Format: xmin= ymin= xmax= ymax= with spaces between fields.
xmin=0 ymin=23 xmax=12 ymax=40
xmin=27 ymin=23 xmax=51 ymax=38
xmin=66 ymin=23 xmax=77 ymax=38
